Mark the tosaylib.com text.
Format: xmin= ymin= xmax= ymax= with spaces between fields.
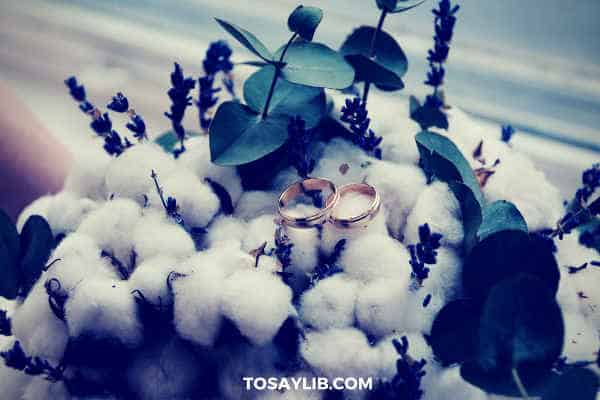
xmin=242 ymin=376 xmax=374 ymax=392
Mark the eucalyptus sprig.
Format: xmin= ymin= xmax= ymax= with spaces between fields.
xmin=209 ymin=5 xmax=354 ymax=166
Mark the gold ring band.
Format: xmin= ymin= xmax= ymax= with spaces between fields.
xmin=328 ymin=183 xmax=381 ymax=229
xmin=277 ymin=178 xmax=339 ymax=228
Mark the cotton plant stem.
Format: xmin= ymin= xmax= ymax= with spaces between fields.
xmin=262 ymin=33 xmax=298 ymax=119
xmin=362 ymin=10 xmax=388 ymax=104
xmin=511 ymin=368 xmax=530 ymax=400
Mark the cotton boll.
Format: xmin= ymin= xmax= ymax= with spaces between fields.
xmin=46 ymin=192 xmax=98 ymax=235
xmin=171 ymin=265 xmax=226 ymax=346
xmin=312 ymin=138 xmax=372 ymax=187
xmin=555 ymin=233 xmax=599 ymax=273
xmin=402 ymin=291 xmax=444 ymax=333
xmin=234 ymin=190 xmax=279 ymax=220
xmin=286 ymin=225 xmax=320 ymax=274
xmin=64 ymin=146 xmax=112 ymax=200
xmin=442 ymin=108 xmax=488 ymax=160
xmin=424 ymin=366 xmax=487 ymax=400
xmin=51 ymin=233 xmax=100 ymax=263
xmin=11 ymin=282 xmax=69 ymax=361
xmin=404 ymin=181 xmax=464 ymax=248
xmin=128 ymin=255 xmax=179 ymax=305
xmin=376 ymin=333 xmax=436 ymax=381
xmin=242 ymin=214 xmax=277 ymax=253
xmin=177 ymin=244 xmax=253 ymax=278
xmin=339 ymin=233 xmax=410 ymax=283
xmin=482 ymin=152 xmax=562 ymax=232
xmin=78 ymin=198 xmax=142 ymax=264
xmin=22 ymin=377 xmax=69 ymax=400
xmin=365 ymin=161 xmax=428 ymax=237
xmin=301 ymin=328 xmax=379 ymax=379
xmin=355 ymin=278 xmax=407 ymax=337
xmin=126 ymin=337 xmax=203 ymax=400
xmin=562 ymin=312 xmax=599 ymax=362
xmin=206 ymin=215 xmax=248 ymax=249
xmin=256 ymin=255 xmax=282 ymax=274
xmin=177 ymin=135 xmax=243 ymax=205
xmin=0 ymin=361 xmax=31 ymax=400
xmin=132 ymin=212 xmax=195 ymax=262
xmin=104 ymin=143 xmax=177 ymax=204
xmin=379 ymin=128 xmax=421 ymax=165
xmin=300 ymin=274 xmax=359 ymax=330
xmin=221 ymin=269 xmax=292 ymax=345
xmin=17 ymin=195 xmax=53 ymax=232
xmin=65 ymin=278 xmax=142 ymax=347
xmin=419 ymin=247 xmax=463 ymax=302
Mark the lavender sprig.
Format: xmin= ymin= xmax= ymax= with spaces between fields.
xmin=165 ymin=63 xmax=195 ymax=157
xmin=340 ymin=97 xmax=382 ymax=159
xmin=107 ymin=92 xmax=148 ymax=141
xmin=408 ymin=224 xmax=442 ymax=286
xmin=501 ymin=124 xmax=515 ymax=143
xmin=1 ymin=341 xmax=65 ymax=382
xmin=288 ymin=116 xmax=316 ymax=178
xmin=150 ymin=170 xmax=184 ymax=225
xmin=197 ymin=41 xmax=234 ymax=132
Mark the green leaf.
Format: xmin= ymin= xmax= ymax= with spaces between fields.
xmin=447 ymin=182 xmax=482 ymax=254
xmin=19 ymin=215 xmax=54 ymax=296
xmin=376 ymin=0 xmax=398 ymax=11
xmin=288 ymin=5 xmax=323 ymax=41
xmin=343 ymin=54 xmax=404 ymax=89
xmin=154 ymin=130 xmax=201 ymax=153
xmin=340 ymin=26 xmax=408 ymax=87
xmin=215 ymin=18 xmax=273 ymax=62
xmin=463 ymin=230 xmax=560 ymax=300
xmin=243 ymin=65 xmax=326 ymax=128
xmin=390 ymin=0 xmax=427 ymax=13
xmin=415 ymin=131 xmax=484 ymax=205
xmin=542 ymin=368 xmax=599 ymax=400
xmin=411 ymin=101 xmax=449 ymax=131
xmin=430 ymin=299 xmax=481 ymax=366
xmin=279 ymin=42 xmax=355 ymax=89
xmin=0 ymin=210 xmax=20 ymax=299
xmin=209 ymin=101 xmax=289 ymax=166
xmin=477 ymin=200 xmax=528 ymax=243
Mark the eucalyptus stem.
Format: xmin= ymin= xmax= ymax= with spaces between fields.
xmin=511 ymin=368 xmax=530 ymax=400
xmin=362 ymin=10 xmax=388 ymax=104
xmin=262 ymin=33 xmax=298 ymax=119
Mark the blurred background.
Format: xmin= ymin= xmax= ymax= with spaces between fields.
xmin=1 ymin=0 xmax=599 ymax=197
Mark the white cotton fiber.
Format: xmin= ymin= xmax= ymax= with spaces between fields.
xmin=171 ymin=264 xmax=226 ymax=346
xmin=339 ymin=233 xmax=410 ymax=283
xmin=221 ymin=269 xmax=292 ymax=345
xmin=126 ymin=337 xmax=201 ymax=400
xmin=131 ymin=212 xmax=195 ymax=262
xmin=206 ymin=215 xmax=248 ymax=249
xmin=379 ymin=128 xmax=421 ymax=166
xmin=65 ymin=278 xmax=142 ymax=347
xmin=51 ymin=232 xmax=100 ymax=262
xmin=177 ymin=135 xmax=243 ymax=205
xmin=17 ymin=195 xmax=53 ymax=232
xmin=77 ymin=198 xmax=142 ymax=264
xmin=128 ymin=255 xmax=178 ymax=305
xmin=562 ymin=312 xmax=599 ymax=362
xmin=0 ymin=360 xmax=31 ymax=400
xmin=45 ymin=192 xmax=98 ymax=235
xmin=104 ymin=143 xmax=177 ymax=204
xmin=376 ymin=333 xmax=435 ymax=381
xmin=355 ymin=278 xmax=408 ymax=338
xmin=11 ymin=282 xmax=69 ymax=361
xmin=404 ymin=181 xmax=464 ymax=248
xmin=300 ymin=328 xmax=379 ymax=379
xmin=300 ymin=274 xmax=359 ymax=330
xmin=401 ymin=291 xmax=444 ymax=334
xmin=483 ymin=151 xmax=562 ymax=232
xmin=256 ymin=255 xmax=282 ymax=274
xmin=419 ymin=247 xmax=463 ymax=302
xmin=423 ymin=366 xmax=487 ymax=400
xmin=64 ymin=146 xmax=112 ymax=200
xmin=311 ymin=138 xmax=372 ymax=187
xmin=242 ymin=214 xmax=277 ymax=253
xmin=22 ymin=377 xmax=69 ymax=400
xmin=365 ymin=161 xmax=428 ymax=238
xmin=176 ymin=243 xmax=253 ymax=278
xmin=234 ymin=190 xmax=278 ymax=220
xmin=286 ymin=225 xmax=320 ymax=274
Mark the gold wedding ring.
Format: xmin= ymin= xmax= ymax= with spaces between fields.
xmin=277 ymin=178 xmax=339 ymax=228
xmin=328 ymin=183 xmax=381 ymax=229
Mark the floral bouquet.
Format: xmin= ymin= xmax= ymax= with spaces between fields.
xmin=0 ymin=1 xmax=598 ymax=399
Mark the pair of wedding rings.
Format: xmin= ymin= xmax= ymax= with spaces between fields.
xmin=277 ymin=178 xmax=381 ymax=229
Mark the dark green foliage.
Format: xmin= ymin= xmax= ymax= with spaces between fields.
xmin=0 ymin=210 xmax=20 ymax=299
xmin=542 ymin=367 xmax=599 ymax=400
xmin=288 ymin=5 xmax=323 ymax=41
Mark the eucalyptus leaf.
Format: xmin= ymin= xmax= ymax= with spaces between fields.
xmin=429 ymin=299 xmax=480 ymax=366
xmin=343 ymin=54 xmax=404 ymax=89
xmin=243 ymin=65 xmax=326 ymax=128
xmin=390 ymin=0 xmax=427 ymax=13
xmin=376 ymin=0 xmax=398 ymax=12
xmin=210 ymin=101 xmax=289 ymax=166
xmin=447 ymin=182 xmax=482 ymax=254
xmin=19 ymin=215 xmax=54 ymax=296
xmin=415 ymin=131 xmax=484 ymax=206
xmin=0 ymin=210 xmax=20 ymax=299
xmin=542 ymin=368 xmax=599 ymax=400
xmin=154 ymin=130 xmax=201 ymax=153
xmin=463 ymin=231 xmax=560 ymax=300
xmin=477 ymin=200 xmax=528 ymax=243
xmin=215 ymin=18 xmax=273 ymax=62
xmin=411 ymin=100 xmax=449 ymax=130
xmin=340 ymin=26 xmax=408 ymax=85
xmin=279 ymin=42 xmax=355 ymax=89
xmin=288 ymin=5 xmax=323 ymax=41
